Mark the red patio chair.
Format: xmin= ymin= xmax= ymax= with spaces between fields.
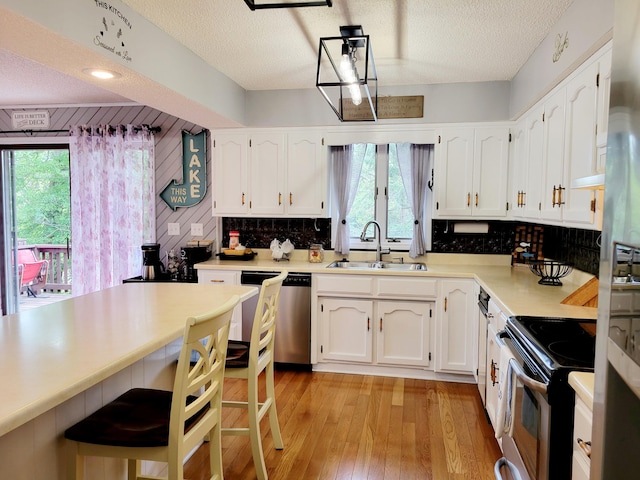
xmin=17 ymin=249 xmax=49 ymax=297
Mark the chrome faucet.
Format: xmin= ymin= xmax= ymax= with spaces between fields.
xmin=360 ymin=220 xmax=390 ymax=263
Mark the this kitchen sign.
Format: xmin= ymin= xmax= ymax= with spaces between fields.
xmin=160 ymin=130 xmax=207 ymax=211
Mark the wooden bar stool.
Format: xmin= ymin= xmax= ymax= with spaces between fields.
xmin=222 ymin=271 xmax=287 ymax=480
xmin=64 ymin=294 xmax=239 ymax=480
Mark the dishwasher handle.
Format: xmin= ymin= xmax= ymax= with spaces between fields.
xmin=241 ymin=271 xmax=311 ymax=287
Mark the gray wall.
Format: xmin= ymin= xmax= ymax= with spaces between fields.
xmin=0 ymin=106 xmax=216 ymax=255
xmin=509 ymin=0 xmax=614 ymax=118
xmin=246 ymin=81 xmax=511 ymax=127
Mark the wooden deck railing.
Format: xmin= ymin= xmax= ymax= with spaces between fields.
xmin=27 ymin=244 xmax=72 ymax=293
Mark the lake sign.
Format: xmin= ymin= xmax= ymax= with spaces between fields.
xmin=160 ymin=130 xmax=207 ymax=210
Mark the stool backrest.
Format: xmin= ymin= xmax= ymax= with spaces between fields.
xmin=249 ymin=271 xmax=288 ymax=366
xmin=170 ymin=294 xmax=239 ymax=459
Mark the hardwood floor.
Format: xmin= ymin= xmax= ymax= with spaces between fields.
xmin=185 ymin=371 xmax=502 ymax=480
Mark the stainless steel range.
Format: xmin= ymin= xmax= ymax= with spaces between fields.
xmin=495 ymin=316 xmax=596 ymax=480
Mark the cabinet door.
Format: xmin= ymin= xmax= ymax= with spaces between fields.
xmin=485 ymin=322 xmax=500 ymax=427
xmin=376 ymin=301 xmax=431 ymax=367
xmin=286 ymin=132 xmax=327 ymax=217
xmin=212 ymin=134 xmax=249 ymax=215
xmin=523 ymin=106 xmax=545 ymax=220
xmin=473 ymin=127 xmax=509 ymax=217
xmin=510 ymin=121 xmax=527 ymax=219
xmin=563 ymin=62 xmax=599 ymax=226
xmin=477 ymin=308 xmax=487 ymax=405
xmin=249 ymin=133 xmax=286 ymax=216
xmin=596 ymin=48 xmax=612 ymax=174
xmin=319 ymin=298 xmax=373 ymax=363
xmin=540 ymin=88 xmax=566 ymax=221
xmin=197 ymin=270 xmax=242 ymax=340
xmin=437 ymin=279 xmax=476 ymax=373
xmin=434 ymin=128 xmax=474 ymax=216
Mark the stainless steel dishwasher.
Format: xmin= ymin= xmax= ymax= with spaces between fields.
xmin=240 ymin=271 xmax=311 ymax=369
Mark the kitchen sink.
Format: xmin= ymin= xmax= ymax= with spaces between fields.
xmin=326 ymin=261 xmax=427 ymax=271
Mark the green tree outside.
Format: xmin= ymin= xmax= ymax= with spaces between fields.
xmin=14 ymin=149 xmax=71 ymax=245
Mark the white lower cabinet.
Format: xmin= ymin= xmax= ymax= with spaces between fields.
xmin=315 ymin=274 xmax=435 ymax=369
xmin=572 ymin=396 xmax=592 ymax=480
xmin=318 ymin=298 xmax=373 ymax=363
xmin=197 ymin=269 xmax=242 ymax=340
xmin=436 ymin=279 xmax=476 ymax=374
xmin=318 ymin=297 xmax=433 ymax=367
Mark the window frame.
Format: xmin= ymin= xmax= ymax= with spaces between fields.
xmin=330 ymin=142 xmax=433 ymax=253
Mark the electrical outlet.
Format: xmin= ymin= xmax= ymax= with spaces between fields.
xmin=191 ymin=223 xmax=204 ymax=236
xmin=168 ymin=223 xmax=180 ymax=236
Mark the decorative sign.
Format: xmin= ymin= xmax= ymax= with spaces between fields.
xmin=160 ymin=130 xmax=207 ymax=211
xmin=92 ymin=1 xmax=134 ymax=63
xmin=343 ymin=95 xmax=424 ymax=121
xmin=11 ymin=111 xmax=50 ymax=130
xmin=553 ymin=31 xmax=569 ymax=63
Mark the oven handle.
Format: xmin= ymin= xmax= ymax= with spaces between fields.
xmin=494 ymin=457 xmax=524 ymax=480
xmin=496 ymin=331 xmax=548 ymax=394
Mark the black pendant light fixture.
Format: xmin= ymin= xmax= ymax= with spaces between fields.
xmin=244 ymin=0 xmax=331 ymax=10
xmin=316 ymin=25 xmax=378 ymax=122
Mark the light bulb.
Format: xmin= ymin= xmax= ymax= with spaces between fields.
xmin=349 ymin=84 xmax=362 ymax=105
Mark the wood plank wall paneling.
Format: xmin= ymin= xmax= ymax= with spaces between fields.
xmin=0 ymin=105 xmax=215 ymax=260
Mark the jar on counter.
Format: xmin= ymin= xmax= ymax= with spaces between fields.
xmin=229 ymin=231 xmax=240 ymax=249
xmin=308 ymin=244 xmax=325 ymax=263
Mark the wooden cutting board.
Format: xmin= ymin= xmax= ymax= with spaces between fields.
xmin=561 ymin=277 xmax=599 ymax=308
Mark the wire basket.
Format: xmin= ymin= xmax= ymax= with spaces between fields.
xmin=528 ymin=261 xmax=573 ymax=286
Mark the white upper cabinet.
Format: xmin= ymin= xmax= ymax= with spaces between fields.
xmin=540 ymin=88 xmax=567 ymax=222
xmin=522 ymin=106 xmax=545 ymax=220
xmin=434 ymin=126 xmax=509 ymax=218
xmin=562 ymin=61 xmax=599 ymax=225
xmin=510 ymin=119 xmax=527 ymax=218
xmin=510 ymin=43 xmax=611 ymax=230
xmin=286 ymin=132 xmax=327 ymax=217
xmin=434 ymin=127 xmax=475 ymax=216
xmin=212 ymin=133 xmax=249 ymax=216
xmin=213 ymin=129 xmax=328 ymax=218
xmin=248 ymin=133 xmax=286 ymax=216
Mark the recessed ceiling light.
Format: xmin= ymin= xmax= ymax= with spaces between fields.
xmin=83 ymin=68 xmax=121 ymax=80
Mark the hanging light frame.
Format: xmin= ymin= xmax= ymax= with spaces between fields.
xmin=244 ymin=0 xmax=331 ymax=10
xmin=316 ymin=26 xmax=378 ymax=122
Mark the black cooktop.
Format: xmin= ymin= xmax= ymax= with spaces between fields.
xmin=506 ymin=316 xmax=596 ymax=376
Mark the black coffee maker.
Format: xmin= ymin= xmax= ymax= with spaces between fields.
xmin=141 ymin=243 xmax=164 ymax=280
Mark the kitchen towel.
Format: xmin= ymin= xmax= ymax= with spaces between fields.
xmin=495 ymin=345 xmax=517 ymax=439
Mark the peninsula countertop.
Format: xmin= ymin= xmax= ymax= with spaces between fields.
xmin=196 ymin=251 xmax=598 ymax=320
xmin=0 ymin=282 xmax=257 ymax=437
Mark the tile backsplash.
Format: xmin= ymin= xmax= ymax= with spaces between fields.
xmin=222 ymin=217 xmax=331 ymax=251
xmin=222 ymin=217 xmax=601 ymax=276
xmin=431 ymin=220 xmax=601 ymax=275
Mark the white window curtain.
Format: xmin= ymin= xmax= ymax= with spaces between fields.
xmin=69 ymin=125 xmax=156 ymax=295
xmin=396 ymin=143 xmax=432 ymax=258
xmin=331 ymin=144 xmax=367 ymax=255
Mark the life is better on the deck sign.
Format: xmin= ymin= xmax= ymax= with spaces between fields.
xmin=160 ymin=130 xmax=207 ymax=210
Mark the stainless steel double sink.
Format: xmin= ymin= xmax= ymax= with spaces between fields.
xmin=326 ymin=261 xmax=427 ymax=271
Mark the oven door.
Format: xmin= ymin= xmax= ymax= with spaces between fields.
xmin=497 ymin=332 xmax=551 ymax=480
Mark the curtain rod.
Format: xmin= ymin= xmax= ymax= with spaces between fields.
xmin=0 ymin=125 xmax=161 ymax=136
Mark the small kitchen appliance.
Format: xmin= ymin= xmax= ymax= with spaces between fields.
xmin=141 ymin=243 xmax=164 ymax=280
xmin=179 ymin=246 xmax=211 ymax=282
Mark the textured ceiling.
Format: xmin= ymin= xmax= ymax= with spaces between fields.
xmin=0 ymin=0 xmax=574 ymax=108
xmin=122 ymin=0 xmax=574 ymax=90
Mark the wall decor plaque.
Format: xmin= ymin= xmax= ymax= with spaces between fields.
xmin=343 ymin=95 xmax=424 ymax=121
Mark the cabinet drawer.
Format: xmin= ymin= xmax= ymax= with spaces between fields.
xmin=376 ymin=277 xmax=437 ymax=299
xmin=315 ymin=274 xmax=374 ymax=296
xmin=198 ymin=270 xmax=238 ymax=285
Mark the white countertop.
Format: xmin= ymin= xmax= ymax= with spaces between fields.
xmin=196 ymin=250 xmax=597 ymax=320
xmin=569 ymin=371 xmax=595 ymax=410
xmin=0 ymin=283 xmax=257 ymax=437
